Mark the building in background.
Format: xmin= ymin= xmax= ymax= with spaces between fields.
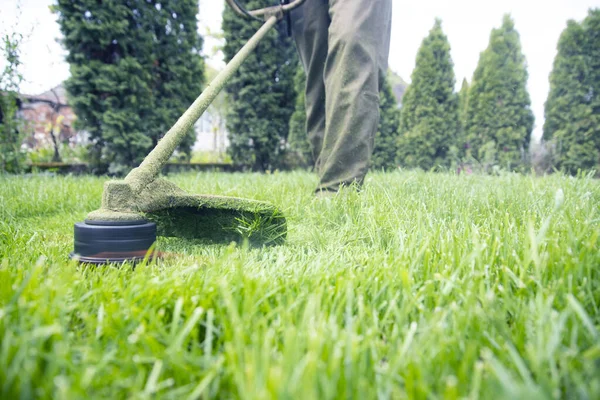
xmin=18 ymin=84 xmax=83 ymax=151
xmin=193 ymin=106 xmax=229 ymax=155
xmin=18 ymin=82 xmax=228 ymax=157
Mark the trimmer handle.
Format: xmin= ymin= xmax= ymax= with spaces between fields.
xmin=225 ymin=0 xmax=306 ymax=21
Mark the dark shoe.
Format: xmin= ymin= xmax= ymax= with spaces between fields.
xmin=314 ymin=188 xmax=337 ymax=198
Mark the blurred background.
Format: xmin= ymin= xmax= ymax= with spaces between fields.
xmin=0 ymin=0 xmax=598 ymax=175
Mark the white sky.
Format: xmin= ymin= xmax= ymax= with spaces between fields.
xmin=1 ymin=0 xmax=598 ymax=140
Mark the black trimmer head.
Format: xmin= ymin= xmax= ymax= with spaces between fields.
xmin=70 ymin=220 xmax=157 ymax=264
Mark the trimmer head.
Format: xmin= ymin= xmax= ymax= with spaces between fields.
xmin=70 ymin=220 xmax=157 ymax=264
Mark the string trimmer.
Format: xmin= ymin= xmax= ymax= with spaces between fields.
xmin=70 ymin=0 xmax=305 ymax=264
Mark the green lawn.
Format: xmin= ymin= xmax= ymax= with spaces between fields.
xmin=1 ymin=170 xmax=599 ymax=399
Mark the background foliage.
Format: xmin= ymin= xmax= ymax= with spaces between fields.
xmin=396 ymin=20 xmax=460 ymax=171
xmin=543 ymin=9 xmax=600 ymax=175
xmin=0 ymin=31 xmax=26 ymax=173
xmin=464 ymin=15 xmax=534 ymax=172
xmin=222 ymin=0 xmax=298 ymax=172
xmin=53 ymin=0 xmax=205 ymax=174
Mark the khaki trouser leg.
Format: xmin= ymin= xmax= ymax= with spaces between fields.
xmin=290 ymin=0 xmax=330 ymax=170
xmin=292 ymin=0 xmax=392 ymax=192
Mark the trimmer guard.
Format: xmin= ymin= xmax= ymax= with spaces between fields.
xmin=87 ymin=178 xmax=287 ymax=246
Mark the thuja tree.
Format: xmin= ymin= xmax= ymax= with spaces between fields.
xmin=54 ymin=0 xmax=205 ymax=173
xmin=543 ymin=9 xmax=600 ymax=174
xmin=457 ymin=78 xmax=469 ymax=149
xmin=396 ymin=20 xmax=460 ymax=170
xmin=371 ymin=76 xmax=401 ymax=170
xmin=465 ymin=15 xmax=534 ymax=171
xmin=222 ymin=0 xmax=298 ymax=171
xmin=287 ymin=65 xmax=313 ymax=168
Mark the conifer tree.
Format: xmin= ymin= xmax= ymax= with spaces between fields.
xmin=465 ymin=15 xmax=534 ymax=170
xmin=396 ymin=19 xmax=460 ymax=170
xmin=458 ymin=79 xmax=469 ymax=129
xmin=222 ymin=0 xmax=298 ymax=171
xmin=455 ymin=78 xmax=470 ymax=159
xmin=54 ymin=0 xmax=204 ymax=172
xmin=543 ymin=9 xmax=600 ymax=174
xmin=287 ymin=66 xmax=312 ymax=168
xmin=145 ymin=1 xmax=206 ymax=161
xmin=371 ymin=77 xmax=401 ymax=170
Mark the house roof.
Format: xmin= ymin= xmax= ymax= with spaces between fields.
xmin=21 ymin=84 xmax=68 ymax=107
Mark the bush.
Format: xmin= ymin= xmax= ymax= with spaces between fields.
xmin=0 ymin=31 xmax=26 ymax=173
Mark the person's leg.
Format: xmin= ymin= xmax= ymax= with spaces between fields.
xmin=318 ymin=0 xmax=393 ymax=192
xmin=290 ymin=0 xmax=330 ymax=170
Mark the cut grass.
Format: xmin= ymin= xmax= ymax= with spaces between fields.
xmin=1 ymin=170 xmax=599 ymax=399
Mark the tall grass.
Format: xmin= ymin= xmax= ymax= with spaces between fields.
xmin=1 ymin=170 xmax=599 ymax=399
